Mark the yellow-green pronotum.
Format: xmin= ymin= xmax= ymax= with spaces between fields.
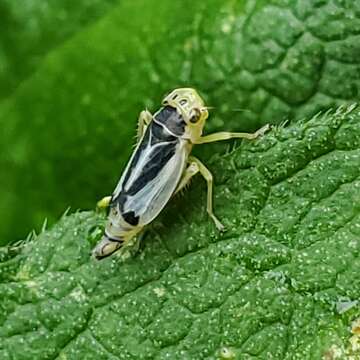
xmin=93 ymin=88 xmax=269 ymax=259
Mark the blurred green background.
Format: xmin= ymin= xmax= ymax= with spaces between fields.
xmin=0 ymin=0 xmax=359 ymax=244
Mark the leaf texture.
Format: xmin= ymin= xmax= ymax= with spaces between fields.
xmin=0 ymin=105 xmax=359 ymax=359
xmin=1 ymin=0 xmax=360 ymax=242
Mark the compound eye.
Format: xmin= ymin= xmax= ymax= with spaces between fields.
xmin=189 ymin=108 xmax=201 ymax=123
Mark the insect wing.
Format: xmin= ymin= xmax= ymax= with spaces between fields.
xmin=122 ymin=140 xmax=187 ymax=225
xmin=112 ymin=121 xmax=187 ymax=227
xmin=112 ymin=125 xmax=151 ymax=199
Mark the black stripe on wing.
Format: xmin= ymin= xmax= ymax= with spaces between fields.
xmin=151 ymin=121 xmax=177 ymax=144
xmin=112 ymin=120 xmax=179 ymax=222
xmin=114 ymin=141 xmax=177 ymax=224
xmin=126 ymin=140 xmax=177 ymax=196
xmin=117 ymin=121 xmax=177 ymax=191
xmin=118 ymin=125 xmax=152 ymax=191
xmin=154 ymin=106 xmax=186 ymax=136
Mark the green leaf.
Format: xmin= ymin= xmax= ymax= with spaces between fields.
xmin=0 ymin=105 xmax=359 ymax=359
xmin=1 ymin=0 xmax=360 ymax=243
xmin=0 ymin=0 xmax=119 ymax=99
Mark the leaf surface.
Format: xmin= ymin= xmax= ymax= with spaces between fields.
xmin=1 ymin=0 xmax=360 ymax=242
xmin=0 ymin=106 xmax=359 ymax=359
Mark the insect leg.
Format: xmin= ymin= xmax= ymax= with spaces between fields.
xmin=174 ymin=160 xmax=199 ymax=194
xmin=137 ymin=110 xmax=153 ymax=141
xmin=194 ymin=124 xmax=270 ymax=144
xmin=123 ymin=229 xmax=146 ymax=255
xmin=96 ymin=196 xmax=112 ymax=211
xmin=181 ymin=156 xmax=225 ymax=231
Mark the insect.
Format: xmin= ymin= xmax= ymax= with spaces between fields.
xmin=93 ymin=88 xmax=269 ymax=259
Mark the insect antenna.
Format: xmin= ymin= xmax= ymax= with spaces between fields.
xmin=228 ymin=108 xmax=253 ymax=113
xmin=201 ymin=107 xmax=254 ymax=114
xmin=201 ymin=106 xmax=216 ymax=112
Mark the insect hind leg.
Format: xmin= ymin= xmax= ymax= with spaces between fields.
xmin=176 ymin=156 xmax=225 ymax=231
xmin=174 ymin=160 xmax=199 ymax=194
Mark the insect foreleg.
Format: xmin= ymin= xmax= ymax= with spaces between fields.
xmin=96 ymin=196 xmax=112 ymax=211
xmin=177 ymin=156 xmax=225 ymax=231
xmin=194 ymin=124 xmax=270 ymax=144
xmin=137 ymin=110 xmax=153 ymax=141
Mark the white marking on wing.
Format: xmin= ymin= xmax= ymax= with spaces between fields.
xmin=124 ymin=141 xmax=161 ymax=192
xmin=123 ymin=142 xmax=187 ymax=225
